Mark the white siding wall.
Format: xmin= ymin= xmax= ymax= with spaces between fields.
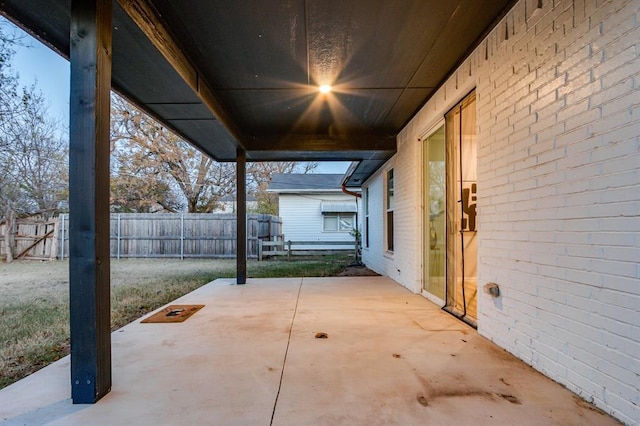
xmin=361 ymin=174 xmax=386 ymax=275
xmin=363 ymin=1 xmax=640 ymax=423
xmin=279 ymin=193 xmax=359 ymax=249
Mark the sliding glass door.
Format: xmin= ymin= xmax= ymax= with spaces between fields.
xmin=444 ymin=91 xmax=477 ymax=324
xmin=423 ymin=91 xmax=477 ymax=325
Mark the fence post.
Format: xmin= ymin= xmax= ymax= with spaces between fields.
xmin=117 ymin=214 xmax=121 ymax=260
xmin=60 ymin=214 xmax=66 ymax=260
xmin=50 ymin=218 xmax=60 ymax=261
xmin=180 ymin=213 xmax=184 ymax=260
xmin=287 ymin=240 xmax=292 ymax=261
xmin=258 ymin=239 xmax=263 ymax=261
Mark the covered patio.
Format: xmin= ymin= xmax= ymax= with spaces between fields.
xmin=0 ymin=0 xmax=522 ymax=404
xmin=1 ymin=276 xmax=616 ymax=425
xmin=1 ymin=2 xmax=633 ymax=423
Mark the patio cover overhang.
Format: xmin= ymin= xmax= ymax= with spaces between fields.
xmin=1 ymin=0 xmax=514 ymax=185
xmin=1 ymin=0 xmax=515 ymax=404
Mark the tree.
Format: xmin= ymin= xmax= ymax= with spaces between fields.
xmin=0 ymin=26 xmax=68 ymax=261
xmin=0 ymin=86 xmax=68 ymax=223
xmin=110 ymin=168 xmax=180 ymax=213
xmin=2 ymin=87 xmax=67 ymax=213
xmin=110 ymin=94 xmax=316 ymax=214
xmin=110 ymin=107 xmax=182 ymax=213
xmin=247 ymin=162 xmax=317 ymax=214
xmin=0 ymin=24 xmax=19 ymax=261
xmin=111 ymin=94 xmax=239 ymax=213
xmin=0 ymin=23 xmax=21 ymax=144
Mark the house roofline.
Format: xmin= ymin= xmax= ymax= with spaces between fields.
xmin=268 ymin=188 xmax=361 ymax=194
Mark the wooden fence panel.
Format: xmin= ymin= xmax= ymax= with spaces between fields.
xmin=57 ymin=213 xmax=281 ymax=260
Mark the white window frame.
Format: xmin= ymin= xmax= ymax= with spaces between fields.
xmin=385 ymin=168 xmax=394 ymax=252
xmin=364 ymin=187 xmax=370 ymax=248
xmin=322 ymin=213 xmax=355 ymax=232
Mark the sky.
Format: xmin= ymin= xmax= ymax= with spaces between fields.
xmin=5 ymin=18 xmax=70 ymax=124
xmin=1 ymin=16 xmax=350 ymax=175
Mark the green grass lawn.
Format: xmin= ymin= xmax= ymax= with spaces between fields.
xmin=0 ymin=255 xmax=351 ymax=389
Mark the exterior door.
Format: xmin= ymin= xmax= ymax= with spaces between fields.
xmin=423 ymin=125 xmax=446 ymax=301
xmin=444 ymin=91 xmax=477 ymax=325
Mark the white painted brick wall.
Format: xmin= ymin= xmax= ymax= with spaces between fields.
xmin=361 ymin=133 xmax=424 ymax=292
xmin=362 ymin=0 xmax=640 ymax=423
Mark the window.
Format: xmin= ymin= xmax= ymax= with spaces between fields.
xmin=386 ymin=169 xmax=394 ymax=251
xmin=323 ymin=213 xmax=354 ymax=232
xmin=364 ymin=187 xmax=369 ymax=248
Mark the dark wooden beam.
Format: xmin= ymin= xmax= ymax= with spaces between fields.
xmin=246 ymin=134 xmax=397 ymax=153
xmin=236 ymin=148 xmax=247 ymax=285
xmin=117 ymin=0 xmax=246 ymax=149
xmin=69 ymin=0 xmax=112 ymax=404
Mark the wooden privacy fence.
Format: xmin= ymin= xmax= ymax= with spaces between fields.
xmin=55 ymin=213 xmax=282 ymax=260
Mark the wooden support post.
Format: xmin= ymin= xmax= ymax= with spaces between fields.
xmin=236 ymin=148 xmax=247 ymax=284
xmin=69 ymin=0 xmax=112 ymax=404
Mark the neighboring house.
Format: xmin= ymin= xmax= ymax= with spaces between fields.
xmin=350 ymin=2 xmax=639 ymax=424
xmin=267 ymin=174 xmax=360 ymax=249
xmin=213 ymin=194 xmax=258 ymax=214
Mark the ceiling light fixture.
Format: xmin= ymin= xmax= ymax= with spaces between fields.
xmin=318 ymin=84 xmax=332 ymax=94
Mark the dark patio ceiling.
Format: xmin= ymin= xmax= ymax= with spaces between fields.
xmin=1 ymin=0 xmax=514 ymax=185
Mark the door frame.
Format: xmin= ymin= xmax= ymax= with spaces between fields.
xmin=420 ymin=119 xmax=446 ymax=307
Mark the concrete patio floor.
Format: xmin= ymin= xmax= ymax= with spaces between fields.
xmin=1 ymin=276 xmax=618 ymax=425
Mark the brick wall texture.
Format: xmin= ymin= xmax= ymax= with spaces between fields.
xmin=362 ymin=0 xmax=639 ymax=423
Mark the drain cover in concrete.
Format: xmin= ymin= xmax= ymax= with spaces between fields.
xmin=141 ymin=305 xmax=204 ymax=323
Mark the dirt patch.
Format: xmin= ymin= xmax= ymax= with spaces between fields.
xmin=336 ymin=263 xmax=380 ymax=277
xmin=573 ymin=395 xmax=607 ymax=413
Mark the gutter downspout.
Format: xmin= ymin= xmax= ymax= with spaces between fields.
xmin=341 ymin=184 xmax=361 ymax=198
xmin=341 ymin=162 xmax=362 ymax=264
xmin=340 ymin=161 xmax=362 ymax=198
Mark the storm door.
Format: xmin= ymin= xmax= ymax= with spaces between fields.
xmin=444 ymin=91 xmax=477 ymax=325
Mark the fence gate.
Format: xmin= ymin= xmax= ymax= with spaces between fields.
xmin=12 ymin=218 xmax=59 ymax=260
